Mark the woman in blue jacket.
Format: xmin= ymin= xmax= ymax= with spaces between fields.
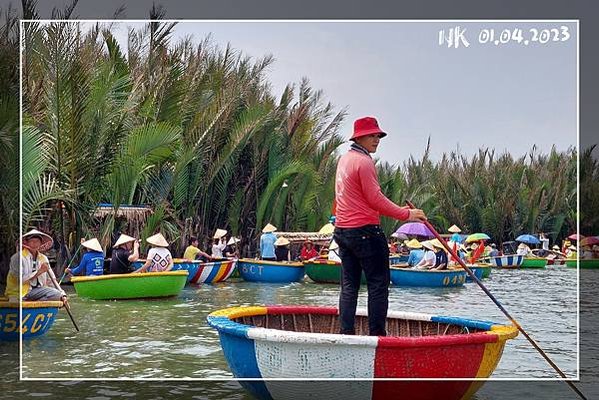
xmin=66 ymin=238 xmax=105 ymax=276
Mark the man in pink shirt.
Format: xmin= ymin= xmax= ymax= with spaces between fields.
xmin=334 ymin=116 xmax=426 ymax=336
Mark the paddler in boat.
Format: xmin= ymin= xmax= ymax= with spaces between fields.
xmin=274 ymin=237 xmax=291 ymax=262
xmin=183 ymin=236 xmax=212 ymax=262
xmin=259 ymin=223 xmax=277 ymax=261
xmin=430 ymin=239 xmax=448 ymax=270
xmin=65 ymin=238 xmax=104 ymax=277
xmin=5 ymin=229 xmax=66 ymax=302
xmin=334 ymin=116 xmax=426 ymax=336
xmin=110 ymin=234 xmax=140 ymax=274
xmin=134 ymin=233 xmax=174 ymax=273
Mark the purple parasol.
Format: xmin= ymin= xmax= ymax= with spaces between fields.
xmin=395 ymin=222 xmax=434 ymax=238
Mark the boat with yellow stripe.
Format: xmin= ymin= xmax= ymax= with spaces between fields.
xmin=71 ymin=270 xmax=188 ymax=300
xmin=207 ymin=305 xmax=518 ymax=399
xmin=0 ymin=298 xmax=63 ymax=341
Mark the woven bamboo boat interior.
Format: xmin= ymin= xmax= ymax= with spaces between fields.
xmin=233 ymin=314 xmax=482 ymax=336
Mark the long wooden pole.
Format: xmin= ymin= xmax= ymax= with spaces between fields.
xmin=406 ymin=200 xmax=586 ymax=400
xmin=58 ymin=244 xmax=81 ymax=284
xmin=46 ymin=263 xmax=80 ymax=332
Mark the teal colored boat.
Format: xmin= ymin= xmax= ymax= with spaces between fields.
xmin=520 ymin=257 xmax=547 ymax=269
xmin=71 ymin=271 xmax=188 ymax=300
xmin=566 ymin=259 xmax=599 ymax=269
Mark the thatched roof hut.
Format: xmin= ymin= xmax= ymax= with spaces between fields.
xmin=93 ymin=203 xmax=153 ymax=224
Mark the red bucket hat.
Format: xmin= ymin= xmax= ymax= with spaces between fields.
xmin=350 ymin=116 xmax=387 ymax=141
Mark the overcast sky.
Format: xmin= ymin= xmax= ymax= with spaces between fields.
xmin=84 ymin=21 xmax=577 ymax=165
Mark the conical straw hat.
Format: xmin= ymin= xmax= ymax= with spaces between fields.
xmin=329 ymin=240 xmax=339 ymax=250
xmin=406 ymin=239 xmax=422 ymax=249
xmin=146 ymin=233 xmax=169 ymax=247
xmin=318 ymin=223 xmax=335 ymax=235
xmin=214 ymin=229 xmax=228 ymax=239
xmin=113 ymin=234 xmax=136 ymax=248
xmin=421 ymin=241 xmax=435 ymax=251
xmin=22 ymin=229 xmax=53 ymax=248
xmin=262 ymin=223 xmax=277 ymax=233
xmin=430 ymin=238 xmax=445 ymax=249
xmin=82 ymin=238 xmax=103 ymax=253
xmin=274 ymin=237 xmax=290 ymax=246
xmin=448 ymin=224 xmax=462 ymax=233
xmin=227 ymin=237 xmax=240 ymax=245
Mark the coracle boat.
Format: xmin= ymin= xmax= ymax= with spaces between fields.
xmin=389 ymin=254 xmax=409 ymax=265
xmin=520 ymin=257 xmax=547 ymax=269
xmin=0 ymin=299 xmax=63 ymax=341
xmin=207 ymin=305 xmax=518 ymax=399
xmin=303 ymin=259 xmax=366 ymax=284
xmin=132 ymin=258 xmax=237 ymax=284
xmin=450 ymin=264 xmax=492 ymax=282
xmin=489 ymin=255 xmax=524 ymax=269
xmin=390 ymin=267 xmax=467 ymax=287
xmin=566 ymin=258 xmax=599 ymax=269
xmin=238 ymin=259 xmax=305 ymax=283
xmin=71 ymin=270 xmax=188 ymax=300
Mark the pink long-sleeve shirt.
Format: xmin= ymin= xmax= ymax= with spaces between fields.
xmin=335 ymin=148 xmax=410 ymax=228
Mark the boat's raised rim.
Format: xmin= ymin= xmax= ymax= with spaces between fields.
xmin=303 ymin=260 xmax=341 ymax=266
xmin=238 ymin=258 xmax=304 ymax=267
xmin=71 ymin=270 xmax=188 ymax=283
xmin=390 ymin=267 xmax=467 ymax=274
xmin=207 ymin=305 xmax=518 ymax=347
xmin=0 ymin=300 xmax=63 ymax=308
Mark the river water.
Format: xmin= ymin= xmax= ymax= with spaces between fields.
xmin=6 ymin=266 xmax=596 ymax=399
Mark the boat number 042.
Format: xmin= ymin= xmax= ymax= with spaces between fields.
xmin=442 ymin=275 xmax=466 ymax=285
xmin=0 ymin=312 xmax=55 ymax=333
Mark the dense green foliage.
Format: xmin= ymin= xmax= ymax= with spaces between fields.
xmin=4 ymin=17 xmax=588 ymax=275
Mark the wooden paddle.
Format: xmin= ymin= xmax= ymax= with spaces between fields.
xmin=59 ymin=244 xmax=82 ymax=284
xmin=46 ymin=263 xmax=80 ymax=332
xmin=406 ymin=200 xmax=587 ymax=400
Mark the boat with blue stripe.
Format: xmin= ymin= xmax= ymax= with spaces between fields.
xmin=390 ymin=267 xmax=467 ymax=287
xmin=132 ymin=258 xmax=237 ymax=284
xmin=489 ymin=255 xmax=524 ymax=268
xmin=0 ymin=299 xmax=63 ymax=341
xmin=238 ymin=259 xmax=305 ymax=283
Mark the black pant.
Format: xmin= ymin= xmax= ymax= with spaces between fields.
xmin=334 ymin=225 xmax=390 ymax=336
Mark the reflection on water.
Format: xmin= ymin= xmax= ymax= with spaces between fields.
xmin=22 ymin=268 xmax=578 ymax=379
xmin=4 ymin=268 xmax=598 ymax=399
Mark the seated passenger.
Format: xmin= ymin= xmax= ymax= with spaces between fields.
xmin=110 ymin=233 xmax=139 ymax=274
xmin=134 ymin=233 xmax=173 ymax=273
xmin=66 ymin=238 xmax=104 ymax=277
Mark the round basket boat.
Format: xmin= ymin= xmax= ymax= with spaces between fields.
xmin=520 ymin=257 xmax=547 ymax=269
xmin=489 ymin=255 xmax=523 ymax=269
xmin=0 ymin=299 xmax=63 ymax=341
xmin=71 ymin=270 xmax=188 ymax=300
xmin=390 ymin=267 xmax=467 ymax=287
xmin=566 ymin=258 xmax=599 ymax=269
xmin=450 ymin=264 xmax=491 ymax=282
xmin=238 ymin=259 xmax=305 ymax=283
xmin=132 ymin=258 xmax=237 ymax=284
xmin=303 ymin=259 xmax=366 ymax=284
xmin=207 ymin=305 xmax=518 ymax=399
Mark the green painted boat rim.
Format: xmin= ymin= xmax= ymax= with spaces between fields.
xmin=71 ymin=270 xmax=188 ymax=283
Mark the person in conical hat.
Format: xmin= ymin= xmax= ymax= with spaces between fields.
xmin=260 ymin=223 xmax=278 ymax=261
xmin=262 ymin=223 xmax=277 ymax=233
xmin=274 ymin=236 xmax=291 ymax=261
xmin=4 ymin=229 xmax=65 ymax=301
xmin=66 ymin=238 xmax=105 ymax=277
xmin=224 ymin=236 xmax=241 ymax=258
xmin=448 ymin=224 xmax=462 ymax=233
xmin=211 ymin=229 xmax=228 ymax=259
xmin=414 ymin=240 xmax=436 ymax=269
xmin=429 ymin=239 xmax=448 ymax=270
xmin=406 ymin=239 xmax=425 ymax=267
xmin=516 ymin=242 xmax=531 ymax=256
xmin=110 ymin=233 xmax=140 ymax=274
xmin=134 ymin=233 xmax=174 ymax=273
